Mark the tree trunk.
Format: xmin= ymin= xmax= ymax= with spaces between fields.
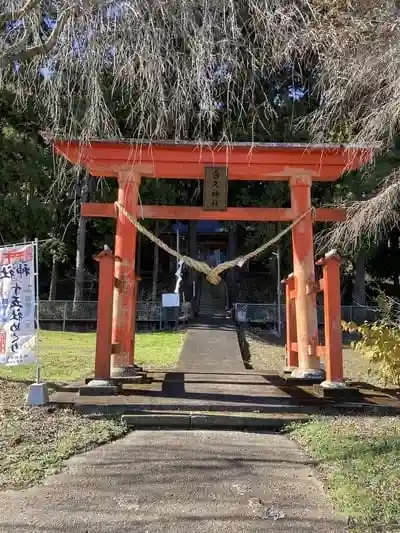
xmin=48 ymin=254 xmax=58 ymax=301
xmin=352 ymin=251 xmax=366 ymax=307
xmin=24 ymin=182 xmax=31 ymax=243
xmin=390 ymin=230 xmax=400 ymax=289
xmin=151 ymin=221 xmax=160 ymax=302
xmin=73 ymin=174 xmax=89 ymax=308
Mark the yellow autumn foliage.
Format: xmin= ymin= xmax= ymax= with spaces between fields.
xmin=342 ymin=321 xmax=400 ymax=386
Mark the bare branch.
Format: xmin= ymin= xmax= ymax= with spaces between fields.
xmin=0 ymin=7 xmax=73 ymax=67
xmin=0 ymin=0 xmax=41 ymax=27
xmin=0 ymin=0 xmax=400 ymax=150
xmin=317 ymin=170 xmax=400 ymax=253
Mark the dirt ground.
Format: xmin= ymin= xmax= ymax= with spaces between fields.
xmin=0 ymin=380 xmax=127 ymax=491
xmin=244 ymin=327 xmax=393 ymax=388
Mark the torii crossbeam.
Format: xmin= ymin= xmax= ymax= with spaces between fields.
xmin=50 ymin=138 xmax=373 ymax=380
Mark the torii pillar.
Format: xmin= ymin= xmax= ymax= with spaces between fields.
xmin=289 ymin=174 xmax=323 ymax=379
xmin=111 ymin=171 xmax=141 ymax=376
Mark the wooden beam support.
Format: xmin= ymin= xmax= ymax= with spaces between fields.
xmin=94 ymin=249 xmax=114 ymax=380
xmin=289 ymin=342 xmax=325 ymax=358
xmin=315 ymin=208 xmax=346 ymax=222
xmin=282 ymin=276 xmax=298 ymax=368
xmin=111 ymin=173 xmax=141 ymax=372
xmin=54 ymin=140 xmax=373 ymax=182
xmin=290 ymin=175 xmax=319 ymax=375
xmin=86 ymin=162 xmax=347 ymax=181
xmin=321 ymin=253 xmax=344 ymax=383
xmin=82 ymin=203 xmax=116 ymax=217
xmin=289 ymin=289 xmax=297 ymax=300
xmin=140 ymin=206 xmax=294 ymax=221
xmin=81 ymin=203 xmax=346 ymax=222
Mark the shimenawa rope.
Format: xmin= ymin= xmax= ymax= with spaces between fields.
xmin=114 ymin=201 xmax=314 ymax=285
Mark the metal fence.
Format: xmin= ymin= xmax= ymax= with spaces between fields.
xmin=233 ymin=303 xmax=381 ymax=327
xmin=39 ymin=300 xmax=163 ymax=331
xmin=39 ymin=300 xmax=381 ymax=331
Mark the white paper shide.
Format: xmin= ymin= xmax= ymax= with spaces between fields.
xmin=0 ymin=244 xmax=37 ymax=365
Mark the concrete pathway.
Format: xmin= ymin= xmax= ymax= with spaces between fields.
xmin=52 ymin=316 xmax=321 ymax=419
xmin=177 ymin=316 xmax=244 ymax=372
xmin=0 ymin=431 xmax=347 ymax=533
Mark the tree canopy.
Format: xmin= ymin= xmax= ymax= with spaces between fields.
xmin=0 ymin=0 xmax=397 ymax=144
xmin=2 ymin=0 xmax=400 ymax=255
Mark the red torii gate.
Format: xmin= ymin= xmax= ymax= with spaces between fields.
xmin=51 ymin=139 xmax=372 ymax=384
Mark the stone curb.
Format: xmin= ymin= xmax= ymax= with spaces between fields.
xmin=189 ymin=414 xmax=307 ymax=430
xmin=121 ymin=413 xmax=310 ymax=430
xmin=121 ymin=414 xmax=191 ymax=429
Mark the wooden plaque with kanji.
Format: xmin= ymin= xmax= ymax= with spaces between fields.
xmin=203 ymin=166 xmax=228 ymax=211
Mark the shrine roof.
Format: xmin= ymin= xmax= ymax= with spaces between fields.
xmin=45 ymin=135 xmax=376 ymax=181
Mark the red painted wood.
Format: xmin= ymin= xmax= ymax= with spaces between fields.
xmin=94 ymin=250 xmax=114 ymax=380
xmin=290 ymin=342 xmax=325 ymax=358
xmin=111 ymin=175 xmax=140 ymax=370
xmin=315 ymin=208 xmax=346 ymax=222
xmin=139 ymin=206 xmax=295 ymax=221
xmin=290 ymin=176 xmax=319 ymax=371
xmin=53 ymin=140 xmax=373 ymax=182
xmin=86 ymin=161 xmax=348 ymax=181
xmin=321 ymin=255 xmax=344 ymax=382
xmin=283 ymin=277 xmax=298 ymax=368
xmin=82 ymin=203 xmax=116 ymax=217
xmin=81 ymin=203 xmax=346 ymax=222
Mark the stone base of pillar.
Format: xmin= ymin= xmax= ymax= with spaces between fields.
xmin=281 ymin=366 xmax=298 ymax=376
xmin=111 ymin=364 xmax=140 ymax=378
xmin=84 ymin=372 xmax=146 ymax=385
xmin=320 ymin=379 xmax=346 ymax=389
xmin=313 ymin=382 xmax=361 ymax=401
xmin=281 ymin=366 xmax=325 ymax=385
xmin=291 ymin=367 xmax=325 ymax=380
xmin=111 ymin=375 xmax=145 ymax=385
xmin=79 ymin=379 xmax=120 ymax=396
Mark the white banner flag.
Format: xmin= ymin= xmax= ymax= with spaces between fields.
xmin=0 ymin=243 xmax=37 ymax=365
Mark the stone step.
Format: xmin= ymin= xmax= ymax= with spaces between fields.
xmin=120 ymin=411 xmax=311 ymax=430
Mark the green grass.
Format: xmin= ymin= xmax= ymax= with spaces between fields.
xmin=0 ymin=330 xmax=186 ymax=382
xmin=289 ymin=416 xmax=400 ymax=530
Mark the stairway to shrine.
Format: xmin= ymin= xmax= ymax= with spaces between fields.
xmin=199 ymin=279 xmax=227 ymax=316
xmin=177 ymin=316 xmax=244 ymax=373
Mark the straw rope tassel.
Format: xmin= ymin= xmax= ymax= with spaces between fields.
xmin=114 ymin=201 xmax=314 ymax=285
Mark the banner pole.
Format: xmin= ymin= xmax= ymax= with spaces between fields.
xmin=34 ymin=238 xmax=40 ymax=384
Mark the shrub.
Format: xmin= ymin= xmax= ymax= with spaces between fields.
xmin=342 ymin=321 xmax=400 ymax=386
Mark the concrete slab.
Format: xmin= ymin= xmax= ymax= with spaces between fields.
xmin=0 ymin=431 xmax=347 ymax=533
xmin=78 ymin=384 xmax=120 ymax=396
xmin=313 ymin=384 xmax=361 ymax=401
xmin=121 ymin=411 xmax=311 ymax=429
xmin=189 ymin=413 xmax=310 ymax=430
xmin=49 ymin=316 xmax=400 ymax=418
xmin=177 ymin=318 xmax=244 ymax=372
xmin=281 ymin=375 xmax=324 ymax=385
xmin=84 ymin=375 xmax=146 ymax=385
xmin=121 ymin=413 xmax=191 ymax=428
